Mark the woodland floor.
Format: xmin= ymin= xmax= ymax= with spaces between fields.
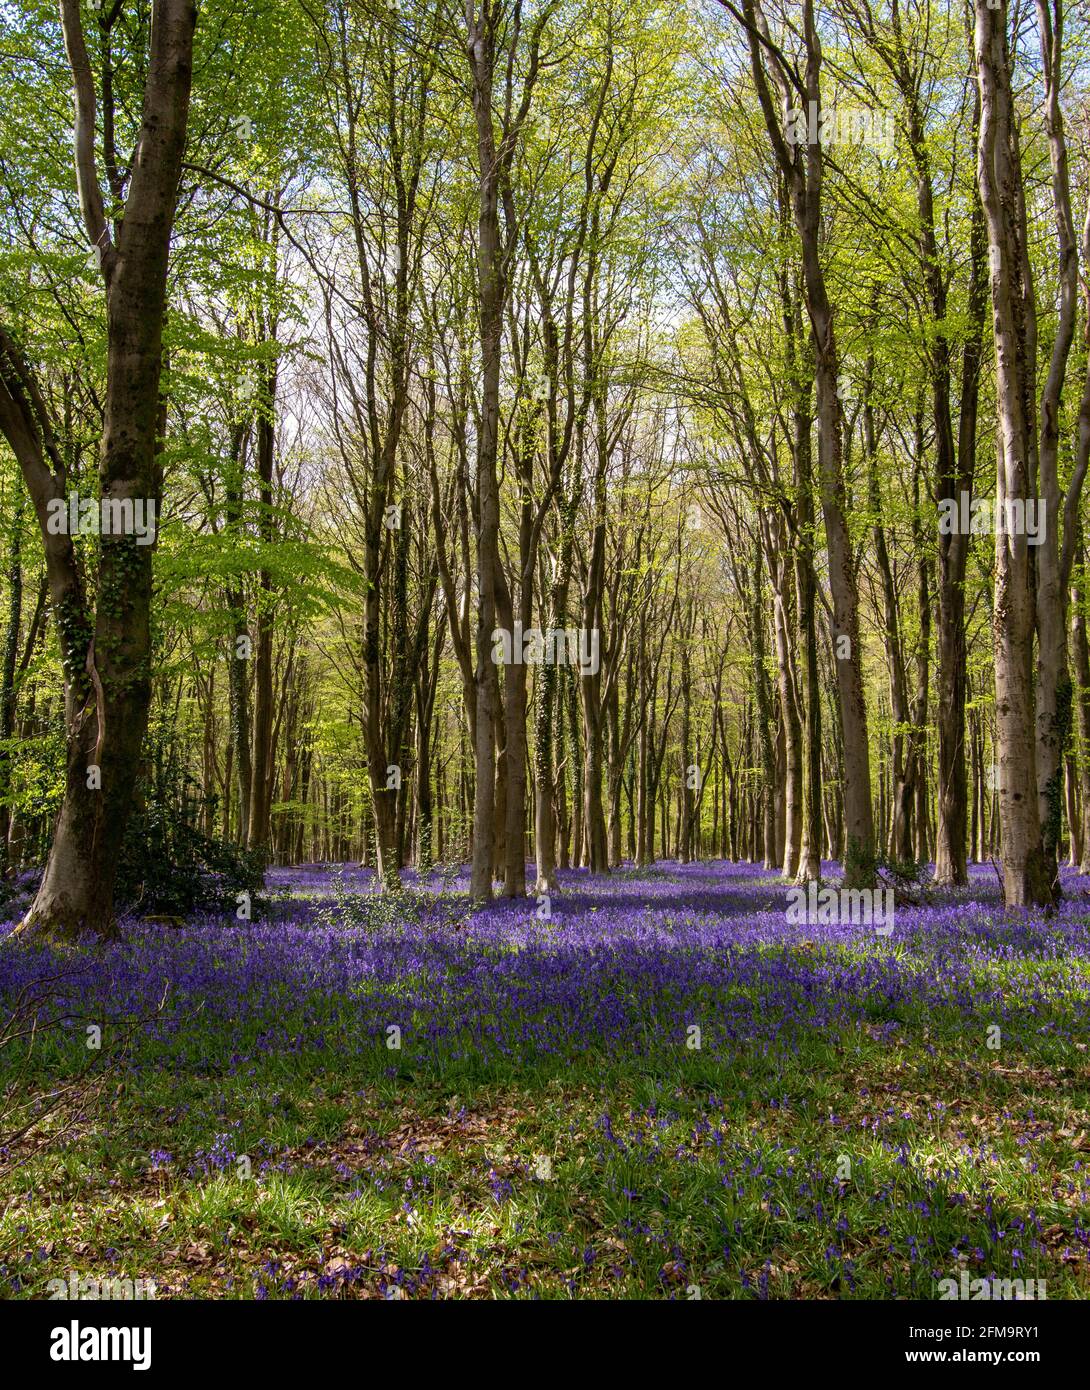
xmin=0 ymin=861 xmax=1088 ymax=1300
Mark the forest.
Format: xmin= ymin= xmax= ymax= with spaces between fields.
xmin=0 ymin=0 xmax=1087 ymax=1325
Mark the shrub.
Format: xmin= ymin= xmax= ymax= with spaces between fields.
xmin=115 ymin=765 xmax=264 ymax=918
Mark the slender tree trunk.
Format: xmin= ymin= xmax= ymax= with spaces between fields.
xmin=1033 ymin=0 xmax=1082 ymax=870
xmin=0 ymin=493 xmax=23 ymax=873
xmin=975 ymin=0 xmax=1053 ymax=905
xmin=1071 ymin=544 xmax=1090 ymax=871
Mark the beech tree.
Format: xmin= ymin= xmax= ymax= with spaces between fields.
xmin=0 ymin=0 xmax=197 ymax=938
xmin=4 ymin=0 xmax=1090 ymax=925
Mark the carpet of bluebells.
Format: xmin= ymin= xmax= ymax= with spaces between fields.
xmin=0 ymin=860 xmax=1088 ymax=1299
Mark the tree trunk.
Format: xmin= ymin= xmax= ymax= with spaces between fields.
xmin=975 ymin=1 xmax=1053 ymax=906
xmin=0 ymin=0 xmax=196 ymax=940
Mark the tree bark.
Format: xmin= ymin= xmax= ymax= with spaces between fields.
xmin=974 ymin=0 xmax=1053 ymax=905
xmin=0 ymin=0 xmax=196 ymax=940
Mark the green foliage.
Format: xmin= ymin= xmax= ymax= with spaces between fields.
xmin=313 ymin=861 xmax=469 ymax=936
xmin=116 ymin=761 xmax=264 ymax=918
xmin=876 ymin=851 xmax=931 ymax=895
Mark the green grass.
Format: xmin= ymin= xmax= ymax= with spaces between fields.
xmin=1 ymin=909 xmax=1088 ymax=1300
xmin=1 ymin=1026 xmax=1087 ymax=1298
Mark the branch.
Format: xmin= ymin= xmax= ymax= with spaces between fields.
xmin=59 ymin=0 xmax=116 ymax=281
